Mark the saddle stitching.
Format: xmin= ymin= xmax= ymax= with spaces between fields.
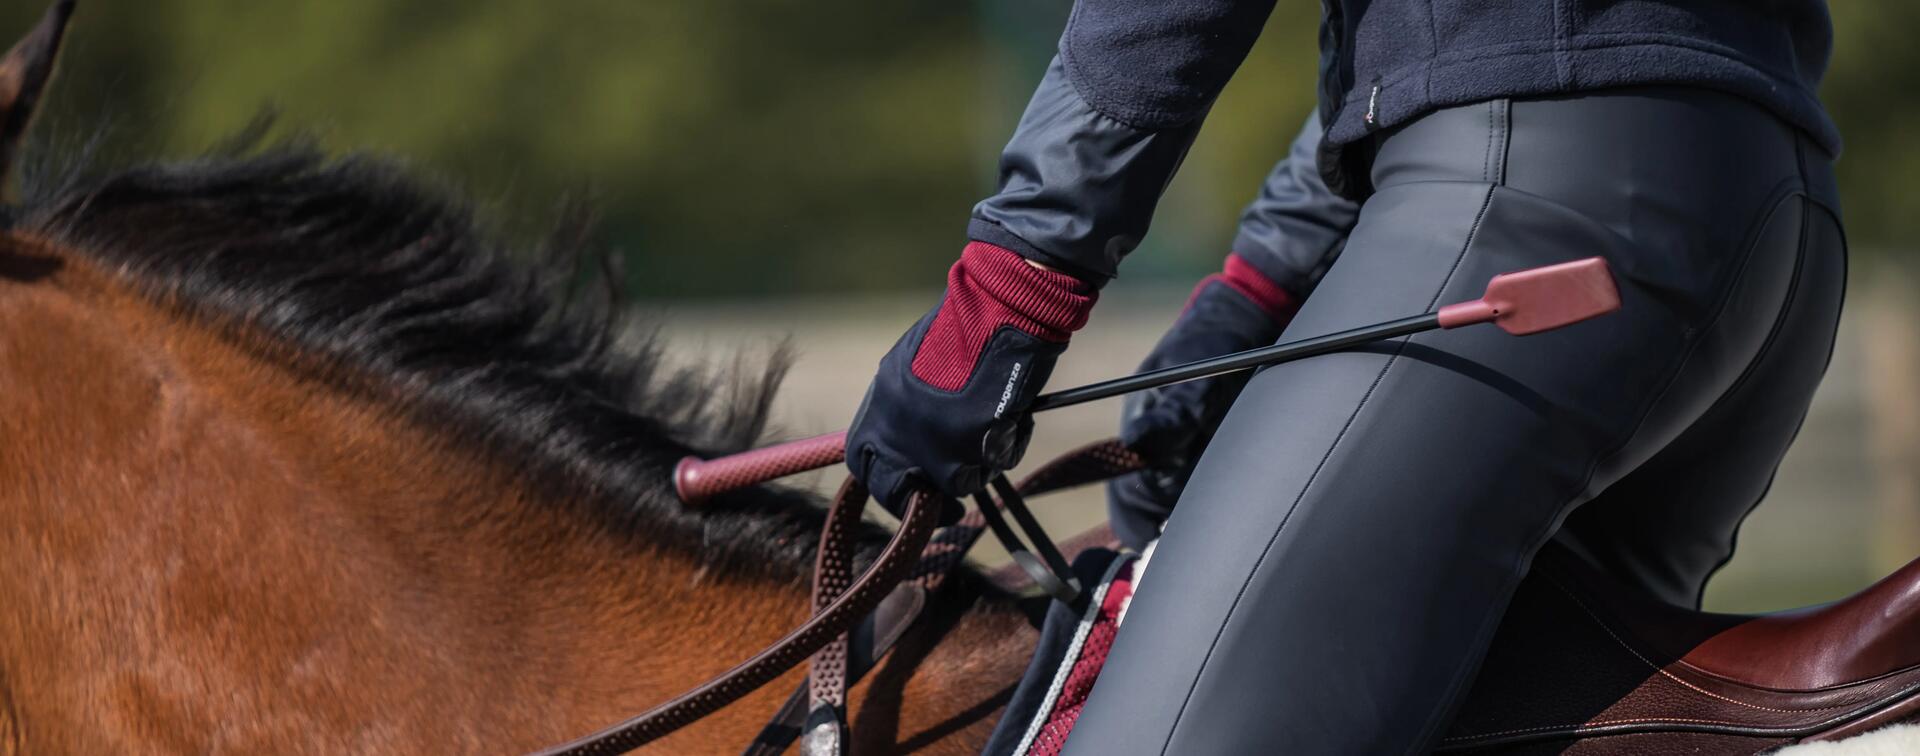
xmin=1450 ymin=715 xmax=1817 ymax=740
xmin=1545 ymin=574 xmax=1855 ymax=715
xmin=1438 ymin=566 xmax=1887 ymax=744
xmin=1438 ymin=683 xmax=1920 ymax=744
xmin=1441 ymin=688 xmax=1920 ymax=743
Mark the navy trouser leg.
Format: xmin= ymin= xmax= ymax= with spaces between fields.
xmin=1063 ymin=89 xmax=1845 ymax=754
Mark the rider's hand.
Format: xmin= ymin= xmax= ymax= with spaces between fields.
xmin=848 ymin=242 xmax=1098 ymax=512
xmin=1108 ymin=254 xmax=1298 ymax=548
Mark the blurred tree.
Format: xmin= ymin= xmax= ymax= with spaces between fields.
xmin=0 ymin=1 xmax=1904 ymax=297
xmin=1824 ymin=1 xmax=1920 ymax=266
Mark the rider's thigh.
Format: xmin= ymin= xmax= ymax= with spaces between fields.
xmin=1063 ymin=90 xmax=1826 ymax=755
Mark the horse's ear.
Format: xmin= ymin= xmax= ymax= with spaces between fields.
xmin=0 ymin=0 xmax=74 ymax=190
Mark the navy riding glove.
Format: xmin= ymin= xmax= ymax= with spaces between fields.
xmin=848 ymin=242 xmax=1098 ymax=512
xmin=1108 ymin=253 xmax=1299 ymax=549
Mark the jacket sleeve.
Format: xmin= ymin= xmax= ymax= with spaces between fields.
xmin=1228 ymin=110 xmax=1362 ymax=300
xmin=967 ymin=0 xmax=1279 ymax=284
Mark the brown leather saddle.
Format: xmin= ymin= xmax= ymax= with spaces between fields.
xmin=1440 ymin=543 xmax=1920 ymax=753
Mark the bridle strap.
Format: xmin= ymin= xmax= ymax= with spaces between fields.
xmin=532 ymin=481 xmax=941 ymax=756
xmin=741 ymin=438 xmax=1146 ymax=755
xmin=1008 ymin=439 xmax=1146 ymax=499
xmin=800 ymin=479 xmax=866 ymax=754
xmin=809 ymin=478 xmax=861 ymax=712
xmin=537 ymin=439 xmax=1147 ymax=756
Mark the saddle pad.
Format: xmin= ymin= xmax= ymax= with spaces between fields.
xmin=982 ymin=548 xmax=1138 ymax=756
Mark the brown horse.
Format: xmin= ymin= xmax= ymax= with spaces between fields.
xmin=8 ymin=4 xmax=1920 ymax=755
xmin=0 ymin=4 xmax=1033 ymax=754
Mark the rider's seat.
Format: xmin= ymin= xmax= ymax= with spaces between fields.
xmin=1439 ymin=544 xmax=1920 ymax=752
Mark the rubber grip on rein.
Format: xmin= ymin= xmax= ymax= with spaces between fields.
xmin=675 ymin=430 xmax=848 ymax=503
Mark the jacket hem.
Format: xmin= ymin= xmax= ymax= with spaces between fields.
xmin=1325 ymin=38 xmax=1839 ymax=158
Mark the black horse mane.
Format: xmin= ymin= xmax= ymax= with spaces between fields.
xmin=9 ymin=131 xmax=879 ymax=582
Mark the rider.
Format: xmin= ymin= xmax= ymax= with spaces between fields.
xmin=846 ymin=0 xmax=1844 ymax=752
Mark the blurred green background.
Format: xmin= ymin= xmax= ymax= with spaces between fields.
xmin=8 ymin=1 xmax=1915 ymax=293
xmin=7 ymin=1 xmax=1918 ymax=614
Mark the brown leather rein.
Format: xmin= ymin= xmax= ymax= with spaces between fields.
xmin=532 ymin=439 xmax=1145 ymax=756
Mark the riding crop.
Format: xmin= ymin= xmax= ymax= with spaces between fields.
xmin=674 ymin=256 xmax=1623 ymax=502
xmin=541 ymin=257 xmax=1622 ymax=756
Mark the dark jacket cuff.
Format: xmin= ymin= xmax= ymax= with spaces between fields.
xmin=968 ymin=56 xmax=1206 ymax=283
xmin=1229 ymin=111 xmax=1362 ymax=300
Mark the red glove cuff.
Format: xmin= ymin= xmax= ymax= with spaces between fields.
xmin=911 ymin=242 xmax=1098 ymax=391
xmin=1187 ymin=252 xmax=1300 ymax=324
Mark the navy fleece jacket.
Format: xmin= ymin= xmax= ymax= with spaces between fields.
xmin=968 ymin=0 xmax=1835 ymax=284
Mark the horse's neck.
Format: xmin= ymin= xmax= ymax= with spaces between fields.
xmin=0 ymin=256 xmax=1034 ymax=753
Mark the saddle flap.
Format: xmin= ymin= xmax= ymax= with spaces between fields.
xmin=1438 ymin=546 xmax=1920 ymax=752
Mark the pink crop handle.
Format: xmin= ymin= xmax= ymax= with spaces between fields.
xmin=674 ymin=431 xmax=848 ymax=503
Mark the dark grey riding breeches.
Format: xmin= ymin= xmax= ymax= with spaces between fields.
xmin=1065 ymin=87 xmax=1847 ymax=754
